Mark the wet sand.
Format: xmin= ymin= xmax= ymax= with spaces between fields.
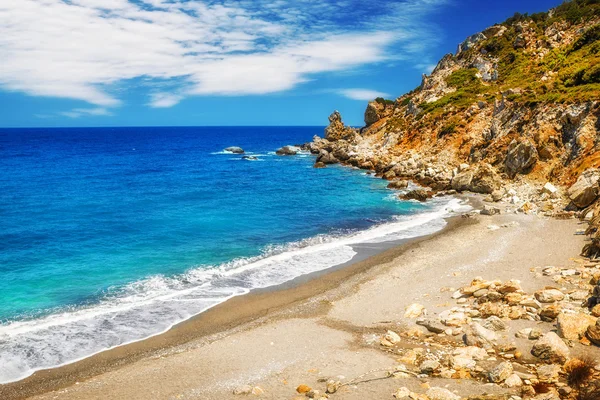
xmin=1 ymin=203 xmax=587 ymax=400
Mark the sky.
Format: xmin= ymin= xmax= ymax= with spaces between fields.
xmin=0 ymin=0 xmax=563 ymax=128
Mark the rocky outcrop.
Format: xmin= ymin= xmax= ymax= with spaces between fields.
xmin=364 ymin=100 xmax=394 ymax=126
xmin=324 ymin=111 xmax=357 ymax=142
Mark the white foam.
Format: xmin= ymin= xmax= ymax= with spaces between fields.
xmin=0 ymin=197 xmax=469 ymax=384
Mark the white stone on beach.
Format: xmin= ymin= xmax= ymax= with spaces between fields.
xmin=404 ymin=303 xmax=425 ymax=318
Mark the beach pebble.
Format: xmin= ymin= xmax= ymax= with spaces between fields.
xmin=426 ymin=387 xmax=460 ymax=400
xmin=233 ymin=385 xmax=253 ymax=395
xmin=404 ymin=303 xmax=426 ymax=318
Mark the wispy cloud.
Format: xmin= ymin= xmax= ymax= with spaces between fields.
xmin=60 ymin=107 xmax=112 ymax=119
xmin=339 ymin=89 xmax=391 ymax=101
xmin=0 ymin=0 xmax=448 ymax=112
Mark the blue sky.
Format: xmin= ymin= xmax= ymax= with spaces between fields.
xmin=0 ymin=0 xmax=562 ymax=128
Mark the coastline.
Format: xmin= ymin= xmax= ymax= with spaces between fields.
xmin=0 ymin=197 xmax=471 ymax=400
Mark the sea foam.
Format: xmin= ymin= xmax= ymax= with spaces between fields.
xmin=0 ymin=197 xmax=468 ymax=384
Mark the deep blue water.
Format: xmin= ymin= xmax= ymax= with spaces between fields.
xmin=0 ymin=126 xmax=459 ymax=383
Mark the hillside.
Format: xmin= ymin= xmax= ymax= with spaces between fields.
xmin=308 ymin=0 xmax=600 ymax=255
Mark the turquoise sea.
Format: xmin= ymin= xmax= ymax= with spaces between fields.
xmin=0 ymin=126 xmax=465 ymax=383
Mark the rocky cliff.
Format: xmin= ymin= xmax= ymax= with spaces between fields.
xmin=307 ymin=0 xmax=600 ymax=255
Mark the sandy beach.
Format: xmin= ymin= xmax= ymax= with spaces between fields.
xmin=2 ymin=196 xmax=596 ymax=400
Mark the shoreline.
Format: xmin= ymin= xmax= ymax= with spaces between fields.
xmin=0 ymin=197 xmax=472 ymax=400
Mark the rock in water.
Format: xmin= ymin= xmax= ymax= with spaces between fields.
xmin=316 ymin=149 xmax=338 ymax=165
xmin=401 ymin=189 xmax=430 ymax=202
xmin=275 ymin=145 xmax=299 ymax=156
xmin=567 ymin=168 xmax=600 ymax=208
xmin=531 ymin=332 xmax=570 ymax=363
xmin=387 ymin=180 xmax=409 ymax=189
xmin=225 ymin=146 xmax=244 ymax=154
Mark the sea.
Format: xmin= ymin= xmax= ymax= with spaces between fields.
xmin=0 ymin=126 xmax=467 ymax=383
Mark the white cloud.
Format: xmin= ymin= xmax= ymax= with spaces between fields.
xmin=339 ymin=89 xmax=391 ymax=101
xmin=60 ymin=107 xmax=112 ymax=118
xmin=0 ymin=0 xmax=447 ymax=112
xmin=149 ymin=93 xmax=184 ymax=108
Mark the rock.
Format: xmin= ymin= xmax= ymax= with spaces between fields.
xmin=316 ymin=149 xmax=338 ymax=165
xmin=537 ymin=364 xmax=561 ymax=382
xmin=401 ymin=189 xmax=430 ymax=202
xmin=483 ymin=316 xmax=508 ymax=331
xmin=314 ymin=161 xmax=326 ymax=169
xmin=420 ymin=359 xmax=441 ymax=374
xmin=464 ymin=322 xmax=497 ymax=348
xmin=505 ymin=373 xmax=523 ymax=388
xmin=393 ymin=387 xmax=411 ymax=399
xmin=505 ymin=140 xmax=538 ymax=178
xmin=531 ymin=332 xmax=570 ymax=363
xmin=586 ymin=319 xmax=600 ymax=346
xmin=451 ymin=170 xmax=473 ymax=191
xmin=592 ymin=304 xmax=600 ymax=317
xmin=417 ymin=319 xmax=446 ymax=334
xmin=381 ymin=330 xmax=401 ymax=346
xmin=404 ymin=303 xmax=425 ymax=318
xmin=499 ymin=280 xmax=522 ymax=294
xmin=388 ymin=180 xmax=409 ymax=189
xmin=439 ymin=310 xmax=469 ymax=327
xmin=535 ymin=289 xmax=565 ymax=303
xmin=556 ymin=313 xmax=596 ymax=340
xmin=296 ymin=384 xmax=312 ymax=394
xmin=542 ymin=182 xmax=558 ymax=195
xmin=242 ymin=155 xmax=258 ymax=160
xmin=426 ymin=387 xmax=460 ymax=400
xmin=233 ymin=385 xmax=253 ymax=395
xmin=276 ymin=145 xmax=299 ymax=155
xmin=516 ymin=328 xmax=533 ymax=339
xmin=325 ymin=380 xmax=340 ymax=394
xmin=491 ymin=189 xmax=504 ymax=202
xmin=539 ymin=304 xmax=561 ymax=322
xmin=324 ymin=111 xmax=356 ymax=141
xmin=481 ymin=205 xmax=500 ymax=216
xmin=364 ymin=100 xmax=393 ymax=126
xmin=469 ymin=163 xmax=500 ymax=194
xmin=489 ymin=362 xmax=514 ymax=383
xmin=567 ymin=168 xmax=600 ymax=208
xmin=225 ymin=146 xmax=245 ymax=154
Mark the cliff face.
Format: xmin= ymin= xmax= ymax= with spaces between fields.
xmin=309 ymin=1 xmax=600 ymax=209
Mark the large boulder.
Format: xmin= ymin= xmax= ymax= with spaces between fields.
xmin=505 ymin=140 xmax=538 ymax=178
xmin=451 ymin=164 xmax=499 ymax=194
xmin=364 ymin=100 xmax=394 ymax=126
xmin=557 ymin=313 xmax=597 ymax=340
xmin=400 ymin=189 xmax=430 ymax=202
xmin=567 ymin=168 xmax=600 ymax=208
xmin=531 ymin=332 xmax=570 ymax=363
xmin=451 ymin=170 xmax=473 ymax=191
